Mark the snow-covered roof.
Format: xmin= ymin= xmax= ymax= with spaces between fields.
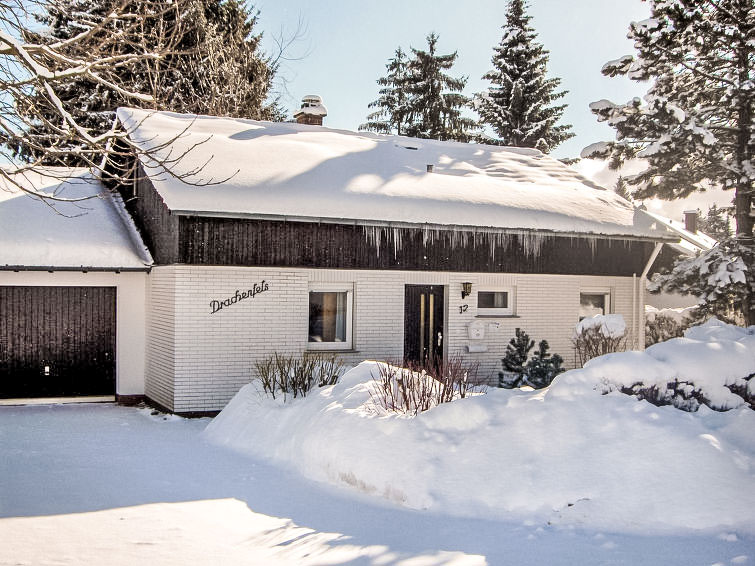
xmin=642 ymin=210 xmax=717 ymax=255
xmin=0 ymin=168 xmax=153 ymax=270
xmin=118 ymin=108 xmax=676 ymax=240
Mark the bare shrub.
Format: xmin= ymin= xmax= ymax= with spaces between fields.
xmin=573 ymin=327 xmax=627 ymax=367
xmin=645 ymin=313 xmax=692 ymax=347
xmin=253 ymin=352 xmax=344 ymax=401
xmin=370 ymin=356 xmax=484 ymax=415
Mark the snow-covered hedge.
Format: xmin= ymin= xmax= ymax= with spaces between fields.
xmin=591 ymin=318 xmax=754 ymax=412
xmin=205 ymin=319 xmax=755 ymax=534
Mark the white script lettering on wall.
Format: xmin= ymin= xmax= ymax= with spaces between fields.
xmin=210 ymin=281 xmax=269 ymax=314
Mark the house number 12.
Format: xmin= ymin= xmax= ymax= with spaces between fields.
xmin=459 ymin=304 xmax=468 ymax=314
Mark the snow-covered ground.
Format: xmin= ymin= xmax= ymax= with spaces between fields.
xmin=1 ymin=321 xmax=754 ymax=565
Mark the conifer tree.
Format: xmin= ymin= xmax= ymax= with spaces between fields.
xmin=524 ymin=340 xmax=564 ymax=389
xmin=585 ymin=0 xmax=754 ymax=324
xmin=699 ymin=205 xmax=733 ymax=241
xmin=404 ymin=33 xmax=477 ymax=142
xmin=499 ymin=328 xmax=534 ymax=388
xmin=360 ymin=47 xmax=410 ymax=135
xmin=614 ymin=176 xmax=633 ymax=202
xmin=476 ymin=0 xmax=573 ymax=152
xmin=16 ymin=0 xmax=280 ymax=165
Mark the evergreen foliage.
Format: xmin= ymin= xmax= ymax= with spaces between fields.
xmin=15 ymin=0 xmax=281 ymax=165
xmin=699 ymin=204 xmax=733 ymax=241
xmin=404 ymin=33 xmax=477 ymax=142
xmin=584 ymin=0 xmax=754 ymax=324
xmin=613 ymin=176 xmax=633 ymax=202
xmin=499 ymin=328 xmax=534 ymax=388
xmin=361 ymin=34 xmax=476 ymax=142
xmin=360 ymin=48 xmax=410 ymax=135
xmin=475 ymin=0 xmax=573 ymax=152
xmin=649 ymin=238 xmax=752 ymax=326
xmin=524 ymin=340 xmax=564 ymax=389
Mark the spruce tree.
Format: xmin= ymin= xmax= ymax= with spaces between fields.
xmin=360 ymin=47 xmax=410 ymax=135
xmin=524 ymin=340 xmax=564 ymax=389
xmin=585 ymin=0 xmax=754 ymax=324
xmin=17 ymin=0 xmax=280 ymax=165
xmin=614 ymin=176 xmax=633 ymax=202
xmin=699 ymin=205 xmax=733 ymax=241
xmin=476 ymin=0 xmax=573 ymax=152
xmin=499 ymin=328 xmax=534 ymax=388
xmin=404 ymin=33 xmax=477 ymax=142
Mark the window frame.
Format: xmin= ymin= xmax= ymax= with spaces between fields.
xmin=307 ymin=284 xmax=354 ymax=351
xmin=579 ymin=289 xmax=611 ymax=321
xmin=476 ymin=287 xmax=515 ymax=316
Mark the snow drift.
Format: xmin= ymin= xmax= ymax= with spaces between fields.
xmin=205 ymin=320 xmax=755 ymax=535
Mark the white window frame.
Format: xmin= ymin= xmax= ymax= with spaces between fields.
xmin=307 ymin=284 xmax=354 ymax=351
xmin=579 ymin=288 xmax=612 ymax=320
xmin=476 ymin=287 xmax=515 ymax=316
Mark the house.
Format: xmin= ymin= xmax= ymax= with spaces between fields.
xmin=1 ymin=106 xmax=679 ymax=413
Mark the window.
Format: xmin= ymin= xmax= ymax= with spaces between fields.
xmin=477 ymin=289 xmax=514 ymax=316
xmin=308 ymin=287 xmax=353 ymax=349
xmin=579 ymin=292 xmax=610 ymax=320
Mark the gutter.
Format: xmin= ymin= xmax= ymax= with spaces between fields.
xmin=637 ymin=242 xmax=664 ymax=350
xmin=0 ymin=265 xmax=151 ymax=273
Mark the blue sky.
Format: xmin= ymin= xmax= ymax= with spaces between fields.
xmin=255 ymin=0 xmax=651 ymax=160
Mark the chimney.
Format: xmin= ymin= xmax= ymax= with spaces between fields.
xmin=294 ymin=95 xmax=327 ymax=126
xmin=683 ymin=210 xmax=698 ymax=234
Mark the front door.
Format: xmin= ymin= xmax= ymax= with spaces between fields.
xmin=404 ymin=285 xmax=444 ymax=369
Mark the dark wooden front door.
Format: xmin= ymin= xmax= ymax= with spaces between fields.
xmin=0 ymin=286 xmax=116 ymax=398
xmin=404 ymin=285 xmax=444 ymax=368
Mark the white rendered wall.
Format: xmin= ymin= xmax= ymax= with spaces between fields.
xmin=151 ymin=266 xmax=640 ymax=412
xmin=0 ymin=270 xmax=147 ymax=395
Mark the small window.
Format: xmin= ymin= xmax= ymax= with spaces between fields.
xmin=477 ymin=290 xmax=513 ymax=316
xmin=580 ymin=292 xmax=610 ymax=320
xmin=308 ymin=288 xmax=353 ymax=350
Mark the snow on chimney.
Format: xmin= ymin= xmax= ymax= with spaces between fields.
xmin=294 ymin=95 xmax=327 ymax=126
xmin=684 ymin=210 xmax=698 ymax=234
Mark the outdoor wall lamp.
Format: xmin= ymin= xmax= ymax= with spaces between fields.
xmin=461 ymin=282 xmax=472 ymax=299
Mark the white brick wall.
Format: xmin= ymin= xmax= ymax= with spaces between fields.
xmin=144 ymin=266 xmax=642 ymax=412
xmin=145 ymin=267 xmax=176 ymax=409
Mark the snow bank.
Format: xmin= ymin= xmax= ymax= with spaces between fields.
xmin=205 ymin=321 xmax=755 ymax=535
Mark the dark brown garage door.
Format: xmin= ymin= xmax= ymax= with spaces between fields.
xmin=0 ymin=286 xmax=116 ymax=398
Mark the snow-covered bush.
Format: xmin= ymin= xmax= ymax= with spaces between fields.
xmin=644 ymin=306 xmax=695 ymax=347
xmin=572 ymin=314 xmax=627 ymax=367
xmin=594 ymin=319 xmax=755 ymax=412
xmin=253 ymin=352 xmax=344 ymax=400
xmin=370 ymin=356 xmax=483 ymax=415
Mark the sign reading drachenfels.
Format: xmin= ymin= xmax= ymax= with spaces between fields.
xmin=210 ymin=281 xmax=269 ymax=314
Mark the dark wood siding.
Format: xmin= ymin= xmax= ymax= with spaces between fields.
xmin=0 ymin=286 xmax=116 ymax=398
xmin=178 ymin=216 xmax=655 ymax=276
xmin=118 ymin=163 xmax=179 ymax=264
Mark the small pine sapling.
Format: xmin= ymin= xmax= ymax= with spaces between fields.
xmin=524 ymin=340 xmax=564 ymax=388
xmin=499 ymin=328 xmax=534 ymax=388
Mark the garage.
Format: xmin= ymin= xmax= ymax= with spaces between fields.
xmin=0 ymin=286 xmax=117 ymax=398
